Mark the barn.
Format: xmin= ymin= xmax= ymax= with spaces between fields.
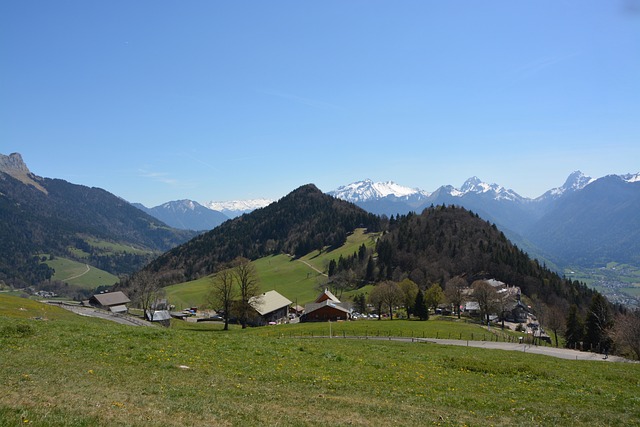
xmin=88 ymin=291 xmax=131 ymax=314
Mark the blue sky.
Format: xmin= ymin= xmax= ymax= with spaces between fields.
xmin=2 ymin=1 xmax=639 ymax=206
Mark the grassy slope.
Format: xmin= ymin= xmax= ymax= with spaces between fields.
xmin=43 ymin=256 xmax=119 ymax=290
xmin=165 ymin=229 xmax=378 ymax=309
xmin=1 ymin=294 xmax=639 ymax=427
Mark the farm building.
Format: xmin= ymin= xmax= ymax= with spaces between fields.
xmin=88 ymin=291 xmax=130 ymax=313
xmin=301 ymin=289 xmax=351 ymax=322
xmin=145 ymin=310 xmax=172 ymax=327
xmin=249 ymin=290 xmax=292 ymax=326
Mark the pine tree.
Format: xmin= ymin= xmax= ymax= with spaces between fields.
xmin=365 ymin=256 xmax=375 ymax=282
xmin=565 ymin=304 xmax=583 ymax=349
xmin=414 ymin=289 xmax=429 ymax=321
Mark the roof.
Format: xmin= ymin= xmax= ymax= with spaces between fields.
xmin=304 ymin=300 xmax=351 ymax=315
xmin=146 ymin=310 xmax=172 ymax=321
xmin=465 ymin=301 xmax=480 ymax=311
xmin=249 ymin=290 xmax=292 ymax=316
xmin=486 ymin=279 xmax=506 ymax=288
xmin=92 ymin=291 xmax=130 ymax=307
xmin=109 ymin=304 xmax=128 ymax=313
xmin=315 ymin=289 xmax=341 ymax=304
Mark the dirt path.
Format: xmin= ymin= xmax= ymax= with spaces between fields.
xmin=296 ymin=259 xmax=327 ymax=277
xmin=63 ymin=264 xmax=90 ymax=281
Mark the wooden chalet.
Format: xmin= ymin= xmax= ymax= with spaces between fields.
xmin=301 ymin=289 xmax=351 ymax=322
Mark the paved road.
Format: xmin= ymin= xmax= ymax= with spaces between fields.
xmin=416 ymin=338 xmax=631 ymax=362
xmin=309 ymin=335 xmax=634 ymax=363
xmin=46 ymin=302 xmax=153 ymax=327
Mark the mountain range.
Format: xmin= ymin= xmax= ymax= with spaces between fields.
xmin=130 ymin=184 xmax=596 ymax=316
xmin=141 ymin=171 xmax=639 ymax=271
xmin=2 ymin=150 xmax=638 ymax=301
xmin=328 ymin=173 xmax=640 ymax=269
xmin=0 ymin=153 xmax=196 ymax=286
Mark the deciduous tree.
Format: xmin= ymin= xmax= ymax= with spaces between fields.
xmin=207 ymin=267 xmax=236 ymax=331
xmin=369 ymin=281 xmax=402 ymax=320
xmin=129 ymin=270 xmax=164 ymax=321
xmin=612 ymin=310 xmax=640 ymax=360
xmin=471 ymin=280 xmax=498 ymax=325
xmin=232 ymin=257 xmax=260 ymax=329
xmin=398 ymin=278 xmax=418 ymax=318
xmin=445 ymin=276 xmax=467 ymax=319
xmin=424 ymin=283 xmax=445 ymax=313
xmin=545 ymin=304 xmax=567 ymax=348
xmin=584 ymin=293 xmax=613 ymax=352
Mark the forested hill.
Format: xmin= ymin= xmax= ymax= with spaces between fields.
xmin=377 ymin=206 xmax=596 ymax=308
xmin=0 ymin=167 xmax=196 ymax=286
xmin=144 ymin=184 xmax=382 ymax=285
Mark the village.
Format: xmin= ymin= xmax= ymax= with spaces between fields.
xmin=51 ymin=278 xmax=548 ymax=343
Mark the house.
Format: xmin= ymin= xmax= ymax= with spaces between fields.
xmin=464 ymin=301 xmax=480 ymax=316
xmin=506 ymin=300 xmax=529 ymax=323
xmin=88 ymin=291 xmax=130 ymax=313
xmin=301 ymin=289 xmax=352 ymax=322
xmin=249 ymin=290 xmax=292 ymax=326
xmin=314 ymin=289 xmax=341 ymax=304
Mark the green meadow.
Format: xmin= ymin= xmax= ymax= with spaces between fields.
xmin=165 ymin=229 xmax=378 ymax=309
xmin=42 ymin=256 xmax=119 ymax=290
xmin=1 ymin=294 xmax=639 ymax=427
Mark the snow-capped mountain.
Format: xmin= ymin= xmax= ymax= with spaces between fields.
xmin=536 ymin=171 xmax=595 ymax=201
xmin=329 ymin=179 xmax=430 ymax=203
xmin=204 ymin=198 xmax=274 ymax=218
xmin=457 ymin=177 xmax=524 ymax=202
xmin=331 ymin=177 xmax=524 ymax=206
xmin=621 ymin=172 xmax=640 ymax=183
xmin=134 ymin=199 xmax=228 ymax=231
xmin=330 ymin=171 xmax=640 ymax=271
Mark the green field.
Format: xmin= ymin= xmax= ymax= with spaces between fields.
xmin=1 ymin=294 xmax=639 ymax=426
xmin=165 ymin=229 xmax=378 ymax=309
xmin=41 ymin=256 xmax=119 ymax=290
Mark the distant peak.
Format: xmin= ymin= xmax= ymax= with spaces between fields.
xmin=561 ymin=171 xmax=593 ymax=191
xmin=622 ymin=172 xmax=640 ymax=183
xmin=329 ymin=179 xmax=429 ymax=202
xmin=0 ymin=152 xmax=48 ymax=194
xmin=460 ymin=176 xmax=483 ymax=192
xmin=0 ymin=152 xmax=30 ymax=174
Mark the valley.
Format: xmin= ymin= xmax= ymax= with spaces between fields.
xmin=566 ymin=263 xmax=640 ymax=308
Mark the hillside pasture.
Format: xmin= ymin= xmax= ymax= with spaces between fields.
xmin=1 ymin=295 xmax=639 ymax=427
xmin=42 ymin=256 xmax=119 ymax=290
xmin=164 ymin=230 xmax=381 ymax=309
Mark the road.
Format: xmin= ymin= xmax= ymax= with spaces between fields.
xmin=46 ymin=302 xmax=153 ymax=327
xmin=307 ymin=335 xmax=634 ymax=363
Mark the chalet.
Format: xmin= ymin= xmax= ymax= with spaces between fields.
xmin=301 ymin=289 xmax=351 ymax=322
xmin=88 ymin=291 xmax=130 ymax=314
xmin=506 ymin=300 xmax=529 ymax=323
xmin=249 ymin=290 xmax=292 ymax=326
